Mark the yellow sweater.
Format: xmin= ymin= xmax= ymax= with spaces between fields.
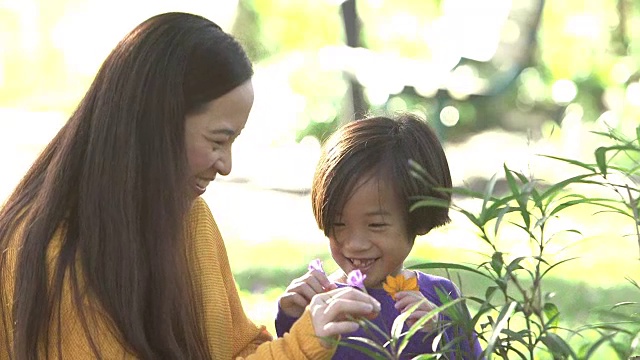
xmin=1 ymin=197 xmax=334 ymax=359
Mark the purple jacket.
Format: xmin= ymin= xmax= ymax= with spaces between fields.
xmin=276 ymin=271 xmax=484 ymax=359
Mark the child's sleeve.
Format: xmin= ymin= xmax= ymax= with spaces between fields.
xmin=275 ymin=304 xmax=300 ymax=337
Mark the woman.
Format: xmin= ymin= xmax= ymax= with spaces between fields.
xmin=0 ymin=12 xmax=380 ymax=359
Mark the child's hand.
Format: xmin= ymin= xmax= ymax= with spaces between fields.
xmin=279 ymin=269 xmax=338 ymax=318
xmin=394 ymin=291 xmax=438 ymax=332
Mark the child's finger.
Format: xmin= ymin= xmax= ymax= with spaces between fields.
xmin=407 ymin=310 xmax=437 ymax=332
xmin=393 ymin=291 xmax=424 ymax=310
xmin=279 ymin=292 xmax=311 ymax=318
xmin=304 ymin=271 xmax=330 ymax=294
xmin=289 ymin=281 xmax=322 ymax=302
xmin=307 ymin=269 xmax=337 ymax=292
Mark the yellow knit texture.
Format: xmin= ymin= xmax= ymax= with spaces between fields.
xmin=1 ymin=197 xmax=333 ymax=359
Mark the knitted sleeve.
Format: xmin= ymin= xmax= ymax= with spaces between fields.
xmin=189 ymin=198 xmax=335 ymax=360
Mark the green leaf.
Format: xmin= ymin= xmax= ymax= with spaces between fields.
xmin=500 ymin=328 xmax=529 ymax=344
xmin=408 ymin=262 xmax=492 ymax=279
xmin=611 ymin=301 xmax=639 ymax=310
xmin=539 ymin=154 xmax=597 ymax=172
xmin=506 ymin=257 xmax=526 ymax=273
xmin=595 ymin=145 xmax=640 ymax=177
xmin=490 ymin=252 xmax=504 ymax=276
xmin=482 ymin=173 xmax=500 ymax=213
xmin=595 ymin=146 xmax=608 ymax=176
xmin=333 ymin=337 xmax=391 ymax=360
xmin=540 ymin=257 xmax=579 ymax=278
xmin=399 ymin=298 xmax=465 ymax=355
xmin=539 ymin=332 xmax=577 ymax=359
xmin=540 ymin=174 xmax=594 ymax=203
xmin=409 ymin=354 xmax=438 ymax=360
xmin=409 ymin=198 xmax=450 ymax=211
xmin=543 ymin=302 xmax=560 ymax=329
xmin=584 ymin=333 xmax=616 ymax=360
xmin=409 ymin=159 xmax=439 ymax=186
xmin=485 ymin=286 xmax=498 ymax=301
xmin=391 ymin=302 xmax=417 ymax=342
xmin=484 ymin=301 xmax=517 ymax=358
xmin=494 ymin=205 xmax=512 ymax=237
xmin=503 ymin=164 xmax=520 ymax=196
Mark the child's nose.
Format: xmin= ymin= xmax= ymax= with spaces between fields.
xmin=343 ymin=233 xmax=370 ymax=252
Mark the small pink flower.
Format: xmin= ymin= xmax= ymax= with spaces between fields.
xmin=308 ymin=259 xmax=325 ymax=273
xmin=347 ymin=269 xmax=367 ymax=292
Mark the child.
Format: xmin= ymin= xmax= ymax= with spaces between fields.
xmin=276 ymin=114 xmax=483 ymax=359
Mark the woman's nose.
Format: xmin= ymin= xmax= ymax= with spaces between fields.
xmin=215 ymin=151 xmax=232 ymax=176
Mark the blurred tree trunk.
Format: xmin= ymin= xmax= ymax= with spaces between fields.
xmin=340 ymin=0 xmax=367 ymax=120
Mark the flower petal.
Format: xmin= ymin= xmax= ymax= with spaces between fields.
xmin=404 ymin=276 xmax=419 ymax=291
xmin=308 ymin=259 xmax=325 ymax=273
xmin=385 ymin=275 xmax=397 ymax=289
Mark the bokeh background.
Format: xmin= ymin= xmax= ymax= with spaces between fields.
xmin=1 ymin=0 xmax=639 ymax=356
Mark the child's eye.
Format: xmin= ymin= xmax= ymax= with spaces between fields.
xmin=333 ymin=222 xmax=346 ymax=227
xmin=369 ymin=223 xmax=388 ymax=228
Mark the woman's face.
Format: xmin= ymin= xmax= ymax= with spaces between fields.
xmin=185 ymin=80 xmax=254 ymax=197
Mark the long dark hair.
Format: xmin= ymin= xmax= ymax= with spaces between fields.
xmin=0 ymin=12 xmax=252 ymax=359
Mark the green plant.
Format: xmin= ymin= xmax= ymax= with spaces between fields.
xmin=406 ymin=125 xmax=640 ymax=359
xmin=330 ymin=125 xmax=640 ymax=359
xmin=325 ymin=296 xmax=467 ymax=359
xmin=546 ymin=125 xmax=640 ymax=359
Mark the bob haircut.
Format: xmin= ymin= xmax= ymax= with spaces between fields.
xmin=0 ymin=12 xmax=252 ymax=359
xmin=312 ymin=114 xmax=452 ymax=242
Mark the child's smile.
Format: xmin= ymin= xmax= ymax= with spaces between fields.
xmin=329 ymin=174 xmax=413 ymax=288
xmin=348 ymin=257 xmax=379 ymax=272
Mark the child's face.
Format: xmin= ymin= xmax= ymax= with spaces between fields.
xmin=329 ymin=175 xmax=413 ymax=288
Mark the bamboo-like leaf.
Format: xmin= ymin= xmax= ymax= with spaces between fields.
xmin=391 ymin=302 xmax=418 ymax=343
xmin=540 ymin=174 xmax=595 ymax=203
xmin=548 ymin=197 xmax=603 ymax=218
xmin=409 ymin=354 xmax=438 ymax=360
xmin=539 ymin=333 xmax=577 ymax=359
xmin=490 ymin=252 xmax=503 ymax=276
xmin=410 ymin=198 xmax=450 ymax=211
xmin=636 ymin=125 xmax=640 ymax=144
xmin=407 ymin=262 xmax=492 ymax=279
xmin=584 ymin=333 xmax=616 ymax=360
xmin=500 ymin=328 xmax=529 ymax=344
xmin=610 ymin=301 xmax=639 ymax=310
xmin=595 ymin=145 xmax=640 ymax=177
xmin=356 ymin=315 xmax=396 ymax=341
xmin=482 ymin=173 xmax=500 ymax=213
xmin=331 ymin=336 xmax=392 ymax=360
xmin=494 ymin=204 xmax=512 ymax=237
xmin=485 ymin=286 xmax=498 ymax=301
xmin=595 ymin=146 xmax=608 ymax=176
xmin=485 ymin=301 xmax=518 ymax=359
xmin=540 ymin=257 xmax=579 ymax=278
xmin=630 ymin=330 xmax=640 ymax=355
xmin=625 ymin=276 xmax=640 ymax=289
xmin=398 ymin=298 xmax=465 ymax=355
xmin=506 ymin=257 xmax=526 ymax=273
xmin=539 ymin=154 xmax=597 ymax=172
xmin=543 ymin=303 xmax=560 ymax=330
xmin=409 ymin=159 xmax=439 ymax=187
xmin=503 ymin=164 xmax=520 ymax=196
